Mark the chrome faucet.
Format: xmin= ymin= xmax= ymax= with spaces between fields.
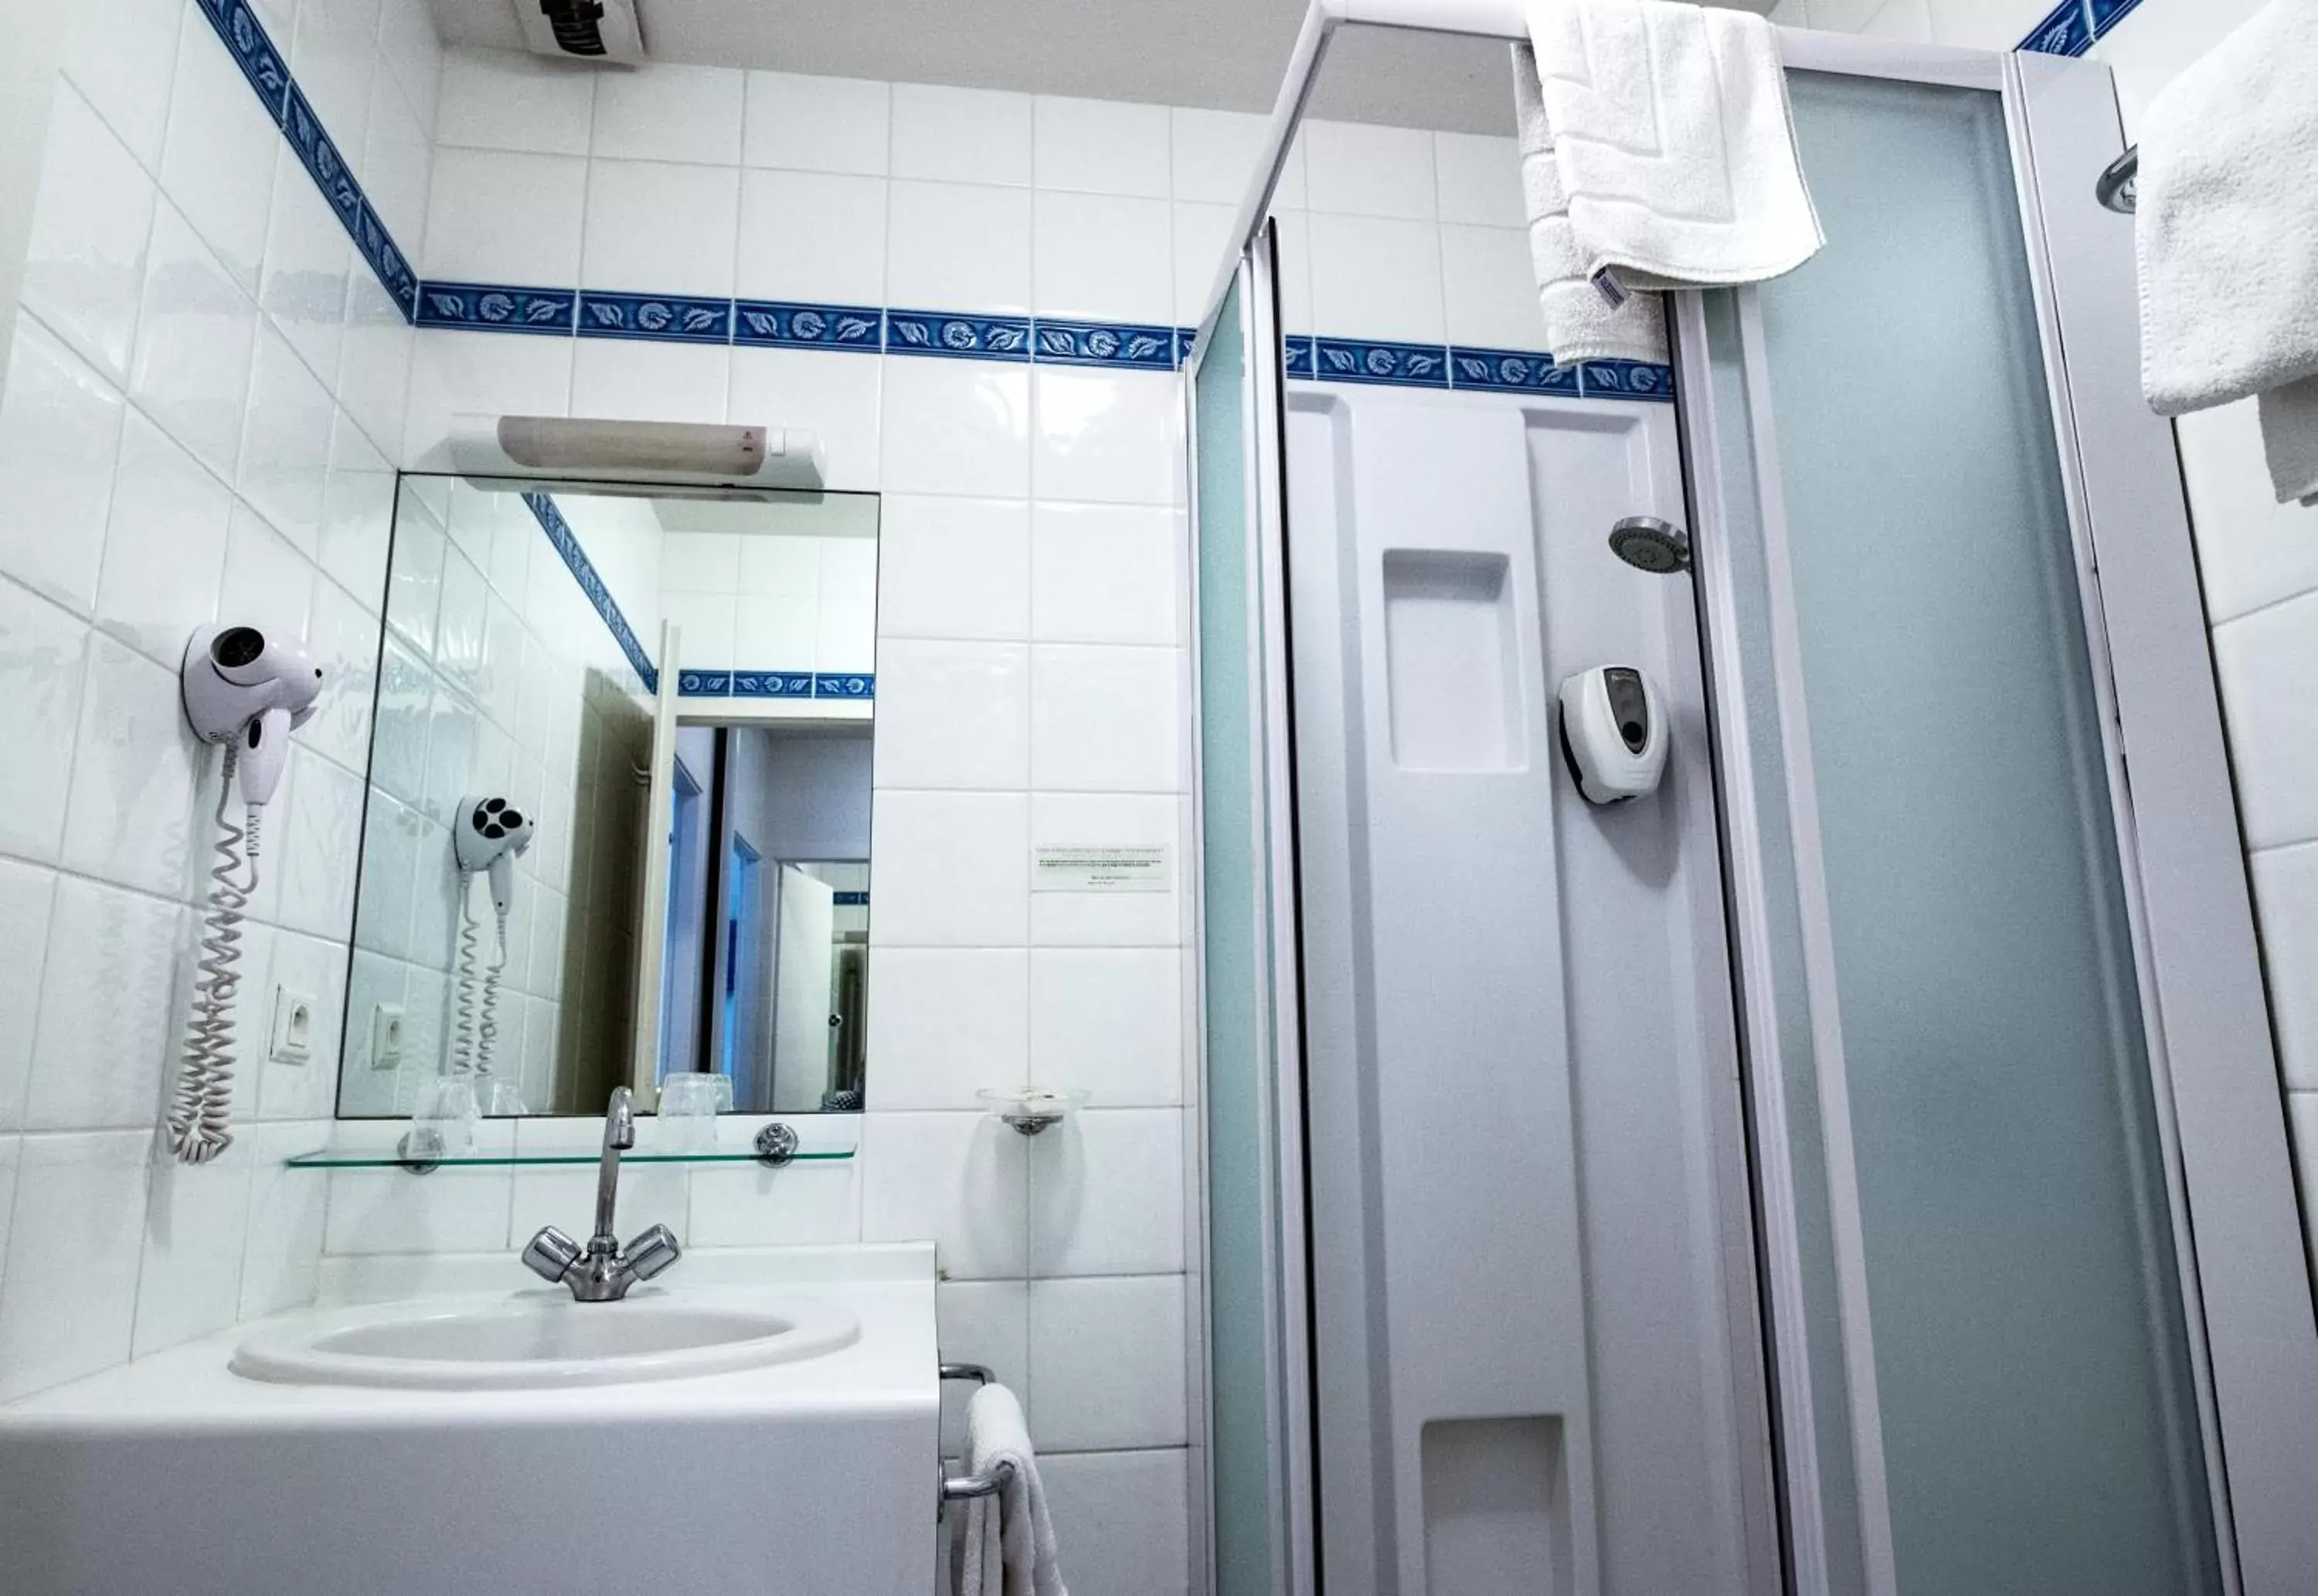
xmin=520 ymin=1085 xmax=681 ymax=1302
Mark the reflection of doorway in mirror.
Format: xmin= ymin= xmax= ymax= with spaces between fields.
xmin=659 ymin=756 xmax=707 ymax=1085
xmin=722 ymin=836 xmax=763 ymax=1090
xmin=769 ymin=861 xmax=868 ymax=1112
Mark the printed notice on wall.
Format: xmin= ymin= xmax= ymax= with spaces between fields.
xmin=1033 ymin=845 xmax=1172 ymax=893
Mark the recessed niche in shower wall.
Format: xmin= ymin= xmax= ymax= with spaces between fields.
xmin=1422 ymin=1415 xmax=1572 ymax=1596
xmin=1381 ymin=548 xmax=1524 ymax=773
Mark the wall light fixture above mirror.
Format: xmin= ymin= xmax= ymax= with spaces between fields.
xmin=342 ymin=472 xmax=879 ymax=1126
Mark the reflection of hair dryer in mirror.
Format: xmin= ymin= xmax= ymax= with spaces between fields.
xmin=169 ymin=625 xmax=325 ymax=1164
xmin=455 ymin=795 xmax=536 ymax=915
xmin=454 ymin=796 xmax=536 ymax=1112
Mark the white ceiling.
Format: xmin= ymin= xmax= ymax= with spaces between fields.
xmin=423 ymin=0 xmax=1733 ymax=135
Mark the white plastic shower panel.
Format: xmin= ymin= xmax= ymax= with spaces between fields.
xmin=1287 ymin=387 xmax=1774 ymax=1596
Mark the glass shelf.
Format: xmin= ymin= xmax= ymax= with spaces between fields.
xmin=284 ymin=1147 xmax=856 ymax=1171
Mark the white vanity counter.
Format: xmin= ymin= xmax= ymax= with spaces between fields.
xmin=0 ymin=1243 xmax=938 ymax=1596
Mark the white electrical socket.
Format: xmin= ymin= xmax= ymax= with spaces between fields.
xmin=269 ymin=986 xmax=318 ymax=1065
xmin=369 ymin=1003 xmax=406 ymax=1071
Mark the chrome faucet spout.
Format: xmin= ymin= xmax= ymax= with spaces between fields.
xmin=594 ymin=1085 xmax=635 ymax=1246
xmin=522 ymin=1085 xmax=678 ymax=1302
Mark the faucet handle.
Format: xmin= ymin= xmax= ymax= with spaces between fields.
xmin=522 ymin=1225 xmax=581 ymax=1283
xmin=623 ymin=1224 xmax=681 ymax=1283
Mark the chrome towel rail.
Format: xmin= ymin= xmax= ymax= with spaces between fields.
xmin=2098 ymin=145 xmax=2138 ymax=213
xmin=939 ymin=1364 xmax=1018 ymax=1511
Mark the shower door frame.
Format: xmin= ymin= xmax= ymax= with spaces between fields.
xmin=1674 ymin=32 xmax=2318 ymax=1596
xmin=1184 ymin=228 xmax=1320 ymax=1596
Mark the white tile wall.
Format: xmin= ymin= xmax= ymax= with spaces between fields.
xmin=1795 ymin=0 xmax=2318 ymax=1309
xmin=0 ymin=0 xmax=437 ymax=1398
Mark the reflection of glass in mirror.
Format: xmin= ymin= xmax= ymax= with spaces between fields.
xmin=658 ymin=726 xmax=872 ymax=1115
xmin=341 ymin=474 xmax=878 ymax=1120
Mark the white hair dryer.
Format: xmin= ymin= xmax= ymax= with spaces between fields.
xmin=181 ymin=625 xmax=322 ymax=805
xmin=169 ymin=625 xmax=324 ymax=1163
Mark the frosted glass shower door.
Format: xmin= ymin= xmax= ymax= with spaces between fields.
xmin=1698 ymin=66 xmax=2221 ymax=1596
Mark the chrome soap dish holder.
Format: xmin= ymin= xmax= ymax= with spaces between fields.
xmin=975 ymin=1087 xmax=1090 ymax=1136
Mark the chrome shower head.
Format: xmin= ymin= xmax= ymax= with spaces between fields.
xmin=1608 ymin=516 xmax=1691 ymax=573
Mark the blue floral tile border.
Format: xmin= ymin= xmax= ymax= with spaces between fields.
xmin=1035 ymin=320 xmax=1178 ymax=371
xmin=1312 ymin=337 xmax=1451 ymax=388
xmin=1452 ymin=347 xmax=1581 ymax=396
xmin=2021 ymin=0 xmax=2144 ymax=53
xmin=417 ymin=282 xmax=577 ymax=334
xmin=403 ymin=280 xmax=1674 ymax=400
xmin=1283 ymin=335 xmax=1671 ymax=402
xmin=832 ymin=891 xmax=869 ymax=908
xmin=580 ymin=292 xmax=732 ymax=344
xmin=681 ymin=670 xmax=875 ymax=702
xmin=193 ymin=0 xmax=420 ymax=321
xmin=522 ymin=492 xmax=658 ymax=694
xmin=735 ymin=301 xmax=882 ymax=351
xmin=888 ymin=311 xmax=1032 ymax=362
xmin=735 ymin=671 xmax=817 ymax=698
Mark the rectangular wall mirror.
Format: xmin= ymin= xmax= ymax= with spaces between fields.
xmin=341 ymin=473 xmax=879 ymax=1121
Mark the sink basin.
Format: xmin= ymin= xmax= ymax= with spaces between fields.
xmin=231 ymin=1289 xmax=859 ymax=1390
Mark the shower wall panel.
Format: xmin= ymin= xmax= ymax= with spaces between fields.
xmin=1286 ymin=384 xmax=1775 ymax=1596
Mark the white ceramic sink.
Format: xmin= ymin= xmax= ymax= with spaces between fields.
xmin=230 ymin=1289 xmax=860 ymax=1390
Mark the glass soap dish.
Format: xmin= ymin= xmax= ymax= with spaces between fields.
xmin=975 ymin=1088 xmax=1090 ymax=1136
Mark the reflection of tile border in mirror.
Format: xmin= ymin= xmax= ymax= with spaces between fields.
xmin=522 ymin=493 xmax=660 ymax=692
xmin=732 ymin=671 xmax=817 ymax=698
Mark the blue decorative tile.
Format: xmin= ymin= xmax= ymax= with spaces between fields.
xmin=832 ymin=891 xmax=869 ymax=908
xmin=1576 ymin=359 xmax=1677 ymax=402
xmin=813 ymin=673 xmax=876 ymax=701
xmin=195 ymin=0 xmax=291 ymax=124
xmin=1310 ymin=338 xmax=1450 ymax=388
xmin=2019 ymin=0 xmax=2093 ymax=54
xmin=678 ymin=671 xmax=733 ymax=697
xmin=1450 ymin=346 xmax=1579 ymax=395
xmin=578 ymin=292 xmax=732 ymax=344
xmin=355 ymin=202 xmax=419 ymax=318
xmin=732 ymin=671 xmax=817 ymax=698
xmin=735 ymin=301 xmax=883 ymax=351
xmin=2086 ymin=0 xmax=2143 ymax=36
xmin=1032 ymin=319 xmax=1179 ymax=371
xmin=416 ymin=282 xmax=578 ymax=334
xmin=1283 ymin=336 xmax=1317 ymax=380
xmin=885 ymin=311 xmax=1032 ymax=362
xmin=522 ymin=493 xmax=658 ymax=693
xmin=283 ymin=89 xmax=361 ymax=234
xmin=1176 ymin=328 xmax=1200 ymax=367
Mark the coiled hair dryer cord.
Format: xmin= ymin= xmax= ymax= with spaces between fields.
xmin=168 ymin=745 xmax=258 ymax=1164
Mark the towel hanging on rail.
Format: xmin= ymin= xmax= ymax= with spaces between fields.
xmin=2132 ymin=0 xmax=2318 ymax=504
xmin=1514 ymin=0 xmax=1824 ymax=368
xmin=947 ymin=1381 xmax=1066 ymax=1596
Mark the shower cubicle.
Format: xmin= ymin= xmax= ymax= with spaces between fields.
xmin=1183 ymin=6 xmax=2318 ymax=1596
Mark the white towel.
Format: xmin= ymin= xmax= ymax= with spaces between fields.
xmin=2133 ymin=0 xmax=2318 ymax=504
xmin=1514 ymin=42 xmax=1669 ymax=365
xmin=949 ymin=1384 xmax=1066 ymax=1596
xmin=1517 ymin=0 xmax=1822 ymax=365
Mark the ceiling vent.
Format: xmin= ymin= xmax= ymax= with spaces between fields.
xmin=515 ymin=0 xmax=647 ymax=64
